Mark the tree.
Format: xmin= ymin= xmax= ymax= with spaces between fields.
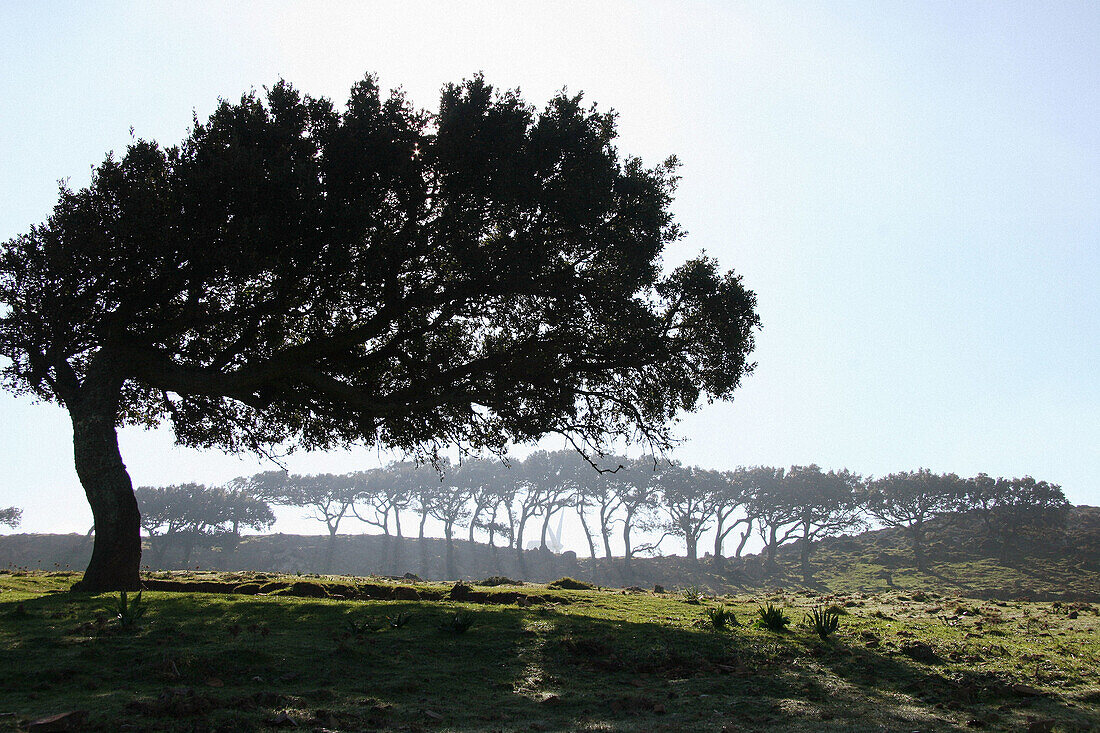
xmin=610 ymin=458 xmax=663 ymax=576
xmin=711 ymin=468 xmax=755 ymax=561
xmin=654 ymin=462 xmax=716 ymax=563
xmin=248 ymin=471 xmax=357 ymax=572
xmin=864 ymin=469 xmax=961 ymax=570
xmin=135 ymin=483 xmax=272 ymax=566
xmin=746 ymin=467 xmax=796 ymax=571
xmin=961 ymin=474 xmax=1068 ymax=557
xmin=782 ymin=465 xmax=865 ymax=581
xmin=0 ymin=74 xmax=759 ymax=590
xmin=0 ymin=507 xmax=22 ymax=529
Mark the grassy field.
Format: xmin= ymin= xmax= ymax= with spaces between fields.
xmin=1 ymin=570 xmax=1098 ymax=731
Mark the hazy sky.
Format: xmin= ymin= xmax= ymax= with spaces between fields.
xmin=1 ymin=2 xmax=1097 ymax=550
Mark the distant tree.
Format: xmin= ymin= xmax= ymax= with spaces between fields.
xmin=218 ymin=486 xmax=276 ymax=556
xmin=574 ymin=457 xmax=625 ymax=563
xmin=136 ymin=484 xmax=261 ymax=563
xmin=459 ymin=458 xmax=504 ymax=544
xmin=864 ymin=469 xmax=961 ymax=569
xmin=610 ymin=458 xmax=663 ymax=575
xmin=782 ymin=465 xmax=865 ymax=581
xmin=429 ymin=479 xmax=472 ymax=579
xmin=654 ymin=463 xmax=716 ymax=563
xmin=248 ymin=471 xmax=357 ymax=572
xmin=747 ymin=467 xmax=797 ymax=571
xmin=962 ymin=474 xmax=1069 ymax=557
xmin=711 ymin=468 xmax=755 ymax=561
xmin=0 ymin=506 xmax=23 ymax=529
xmin=349 ymin=468 xmax=402 ymax=537
xmin=0 ymin=73 xmax=759 ymax=591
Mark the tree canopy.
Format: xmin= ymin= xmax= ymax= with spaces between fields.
xmin=0 ymin=74 xmax=759 ymax=589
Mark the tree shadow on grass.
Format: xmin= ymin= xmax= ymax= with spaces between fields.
xmin=0 ymin=593 xmax=1095 ymax=732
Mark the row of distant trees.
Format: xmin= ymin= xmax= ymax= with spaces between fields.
xmin=134 ymin=451 xmax=1070 ymax=579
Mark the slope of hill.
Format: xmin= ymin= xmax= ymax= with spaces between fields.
xmin=1 ymin=571 xmax=1098 ymax=731
xmin=2 ymin=507 xmax=1097 ymax=600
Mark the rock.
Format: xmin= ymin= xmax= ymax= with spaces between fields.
xmin=393 ymin=586 xmax=420 ymax=601
xmin=27 ymin=711 xmax=89 ymax=731
xmin=424 ymin=709 xmax=444 ymax=722
xmin=900 ymin=641 xmax=943 ymax=664
xmin=402 ymin=572 xmax=422 ymax=581
xmin=1011 ymin=683 xmax=1044 ymax=696
xmin=269 ymin=711 xmax=298 ymax=727
xmin=448 ymin=583 xmax=473 ymax=601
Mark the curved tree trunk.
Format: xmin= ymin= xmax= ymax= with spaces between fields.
xmin=70 ymin=393 xmax=142 ymax=592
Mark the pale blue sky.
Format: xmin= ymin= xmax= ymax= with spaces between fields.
xmin=1 ymin=2 xmax=1096 ymax=548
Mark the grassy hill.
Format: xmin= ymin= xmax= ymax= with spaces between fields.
xmin=0 ymin=570 xmax=1098 ymax=731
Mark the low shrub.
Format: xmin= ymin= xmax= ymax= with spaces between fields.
xmin=115 ymin=590 xmax=146 ymax=629
xmin=704 ymin=604 xmax=739 ymax=631
xmin=806 ymin=606 xmax=841 ymax=639
xmin=755 ymin=603 xmax=790 ymax=632
xmin=478 ymin=576 xmax=523 ymax=587
xmin=548 ymin=577 xmax=594 ymax=590
xmin=438 ymin=613 xmax=475 ymax=634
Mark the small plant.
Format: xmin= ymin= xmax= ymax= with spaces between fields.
xmin=680 ymin=585 xmax=706 ymax=604
xmin=806 ymin=606 xmax=841 ymax=639
xmin=755 ymin=603 xmax=790 ymax=632
xmin=704 ymin=604 xmax=739 ymax=631
xmin=115 ymin=590 xmax=146 ymax=628
xmin=438 ymin=612 xmax=475 ymax=634
xmin=388 ymin=612 xmax=413 ymax=629
xmin=345 ymin=617 xmax=379 ymax=635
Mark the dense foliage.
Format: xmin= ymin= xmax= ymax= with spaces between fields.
xmin=0 ymin=74 xmax=759 ymax=589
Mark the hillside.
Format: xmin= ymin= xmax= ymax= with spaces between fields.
xmin=2 ymin=507 xmax=1098 ymax=600
xmin=1 ymin=571 xmax=1098 ymax=731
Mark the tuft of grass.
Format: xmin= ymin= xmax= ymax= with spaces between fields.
xmin=755 ymin=603 xmax=791 ymax=632
xmin=704 ymin=604 xmax=739 ymax=631
xmin=438 ymin=612 xmax=475 ymax=634
xmin=388 ymin=612 xmax=413 ymax=629
xmin=805 ymin=606 xmax=840 ymax=639
xmin=115 ymin=590 xmax=146 ymax=629
xmin=680 ymin=585 xmax=707 ymax=604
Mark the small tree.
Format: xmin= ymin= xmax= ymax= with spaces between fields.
xmin=248 ymin=471 xmax=357 ymax=572
xmin=0 ymin=507 xmax=22 ymax=529
xmin=864 ymin=469 xmax=961 ymax=570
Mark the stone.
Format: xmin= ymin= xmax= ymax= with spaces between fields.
xmin=27 ymin=711 xmax=89 ymax=732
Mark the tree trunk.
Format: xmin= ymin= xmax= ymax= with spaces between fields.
xmin=735 ymin=526 xmax=751 ymax=559
xmin=910 ymin=522 xmax=927 ymax=570
xmin=444 ymin=524 xmax=456 ymax=579
xmin=577 ymin=507 xmax=597 ymax=560
xmin=70 ymin=395 xmax=142 ymax=592
xmin=685 ymin=531 xmax=698 ymax=562
xmin=323 ymin=527 xmax=337 ymax=573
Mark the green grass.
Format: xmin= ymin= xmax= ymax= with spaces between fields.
xmin=1 ymin=570 xmax=1098 ymax=731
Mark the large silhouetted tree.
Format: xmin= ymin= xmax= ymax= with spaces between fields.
xmin=0 ymin=74 xmax=759 ymax=590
